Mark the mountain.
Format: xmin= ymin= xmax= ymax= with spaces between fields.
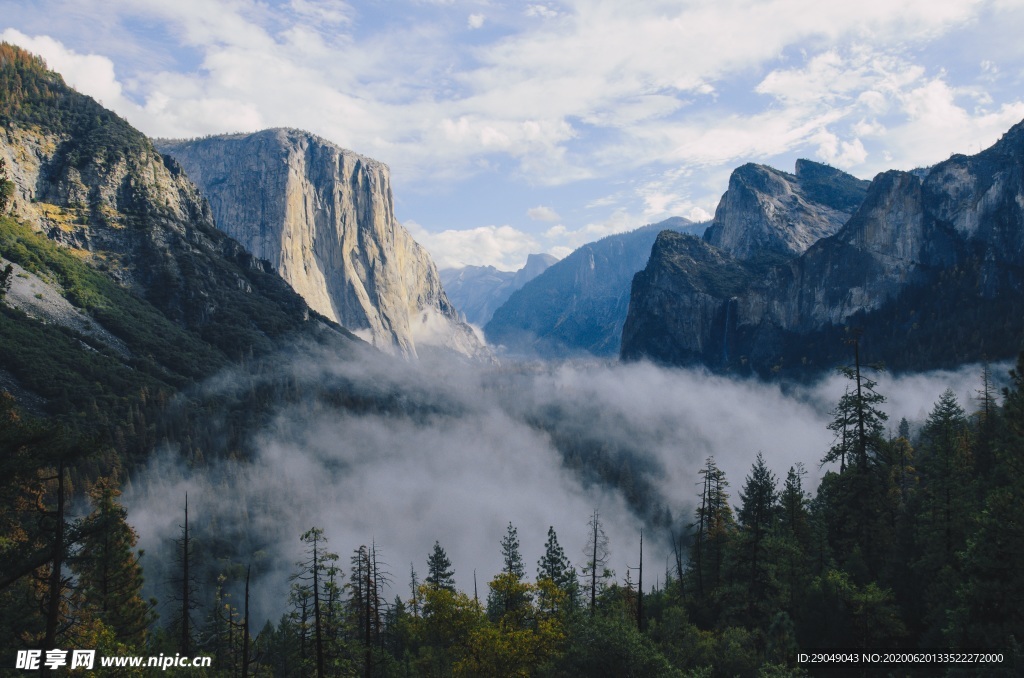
xmin=0 ymin=44 xmax=353 ymax=456
xmin=703 ymin=159 xmax=870 ymax=259
xmin=622 ymin=123 xmax=1024 ymax=375
xmin=484 ymin=217 xmax=701 ymax=357
xmin=441 ymin=253 xmax=558 ymax=326
xmin=155 ymin=130 xmax=483 ymax=359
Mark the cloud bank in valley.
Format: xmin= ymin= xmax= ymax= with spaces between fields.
xmin=123 ymin=345 xmax=1001 ymax=625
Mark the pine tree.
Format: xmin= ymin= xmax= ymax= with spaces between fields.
xmin=537 ymin=526 xmax=578 ymax=612
xmin=818 ymin=338 xmax=891 ymax=578
xmin=425 ymin=541 xmax=455 ymax=592
xmin=948 ymin=354 xmax=1024 ymax=651
xmin=488 ymin=523 xmax=530 ymax=618
xmin=730 ymin=452 xmax=779 ymax=627
xmin=73 ymin=478 xmax=154 ymax=648
xmin=690 ymin=456 xmax=734 ymax=598
xmin=777 ymin=465 xmax=812 ymax=614
xmin=500 ymin=522 xmax=525 ymax=580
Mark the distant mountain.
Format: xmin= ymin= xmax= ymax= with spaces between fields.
xmin=441 ymin=253 xmax=558 ymax=326
xmin=156 ymin=130 xmax=483 ymax=359
xmin=484 ymin=217 xmax=701 ymax=357
xmin=623 ymin=124 xmax=1024 ymax=375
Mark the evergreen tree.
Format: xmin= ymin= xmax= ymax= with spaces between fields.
xmin=689 ymin=456 xmax=734 ymax=605
xmin=905 ymin=389 xmax=974 ymax=643
xmin=425 ymin=541 xmax=455 ymax=592
xmin=499 ymin=522 xmax=525 ymax=580
xmin=777 ymin=465 xmax=812 ymax=615
xmin=73 ymin=478 xmax=154 ymax=648
xmin=974 ymin=360 xmax=1000 ymax=478
xmin=489 ymin=523 xmax=530 ymax=618
xmin=728 ymin=452 xmax=780 ymax=629
xmin=947 ymin=353 xmax=1024 ymax=654
xmin=818 ymin=340 xmax=891 ymax=578
xmin=537 ymin=526 xmax=578 ymax=613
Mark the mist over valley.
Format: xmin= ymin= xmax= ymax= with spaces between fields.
xmin=121 ymin=344 xmax=997 ymax=628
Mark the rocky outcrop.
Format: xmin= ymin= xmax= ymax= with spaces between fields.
xmin=703 ymin=159 xmax=869 ymax=259
xmin=0 ymin=44 xmax=351 ymax=398
xmin=622 ymin=123 xmax=1024 ymax=375
xmin=485 ymin=217 xmax=701 ymax=357
xmin=441 ymin=253 xmax=558 ymax=327
xmin=156 ymin=130 xmax=483 ymax=359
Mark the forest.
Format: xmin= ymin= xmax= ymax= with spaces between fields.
xmin=2 ymin=340 xmax=1023 ymax=676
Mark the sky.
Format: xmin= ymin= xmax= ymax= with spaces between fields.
xmin=4 ymin=0 xmax=1024 ymax=270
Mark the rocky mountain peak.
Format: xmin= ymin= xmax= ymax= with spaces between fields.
xmin=157 ymin=130 xmax=483 ymax=359
xmin=703 ymin=160 xmax=869 ymax=260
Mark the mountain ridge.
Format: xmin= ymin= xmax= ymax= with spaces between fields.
xmin=622 ymin=120 xmax=1024 ymax=374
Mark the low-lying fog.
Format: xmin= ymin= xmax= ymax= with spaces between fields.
xmin=123 ymin=345 xmax=1004 ymax=626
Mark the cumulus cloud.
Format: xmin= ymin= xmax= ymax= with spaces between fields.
xmin=406 ymin=220 xmax=542 ymax=270
xmin=5 ymin=1 xmax=1024 ymax=260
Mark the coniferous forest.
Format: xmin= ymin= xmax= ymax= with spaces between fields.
xmin=3 ymin=338 xmax=1024 ymax=675
xmin=2 ymin=41 xmax=1024 ymax=677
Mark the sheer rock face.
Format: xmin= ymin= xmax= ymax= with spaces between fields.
xmin=622 ymin=124 xmax=1024 ymax=374
xmin=703 ymin=159 xmax=869 ymax=260
xmin=157 ymin=129 xmax=483 ymax=358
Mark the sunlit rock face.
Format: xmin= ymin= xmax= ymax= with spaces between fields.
xmin=703 ymin=159 xmax=868 ymax=260
xmin=623 ymin=124 xmax=1024 ymax=375
xmin=157 ymin=129 xmax=483 ymax=358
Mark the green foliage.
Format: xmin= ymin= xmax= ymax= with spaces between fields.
xmin=425 ymin=541 xmax=455 ymax=593
xmin=0 ymin=43 xmax=149 ymax=172
xmin=72 ymin=479 xmax=155 ymax=648
xmin=549 ymin=614 xmax=681 ymax=677
xmin=536 ymin=526 xmax=579 ymax=613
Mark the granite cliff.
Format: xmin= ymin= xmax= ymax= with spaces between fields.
xmin=156 ymin=130 xmax=483 ymax=359
xmin=622 ymin=124 xmax=1024 ymax=374
xmin=703 ymin=159 xmax=869 ymax=259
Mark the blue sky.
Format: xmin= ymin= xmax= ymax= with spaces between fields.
xmin=3 ymin=0 xmax=1024 ymax=270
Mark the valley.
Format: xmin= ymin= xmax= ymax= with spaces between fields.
xmin=2 ymin=38 xmax=1023 ymax=677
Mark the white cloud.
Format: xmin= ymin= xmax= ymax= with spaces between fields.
xmin=405 ymin=221 xmax=542 ymax=271
xmin=5 ymin=0 xmax=1024 ymax=253
xmin=525 ymin=4 xmax=560 ymax=19
xmin=527 ymin=205 xmax=561 ymax=222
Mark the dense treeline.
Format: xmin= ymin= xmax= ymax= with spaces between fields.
xmin=3 ymin=346 xmax=1023 ymax=676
